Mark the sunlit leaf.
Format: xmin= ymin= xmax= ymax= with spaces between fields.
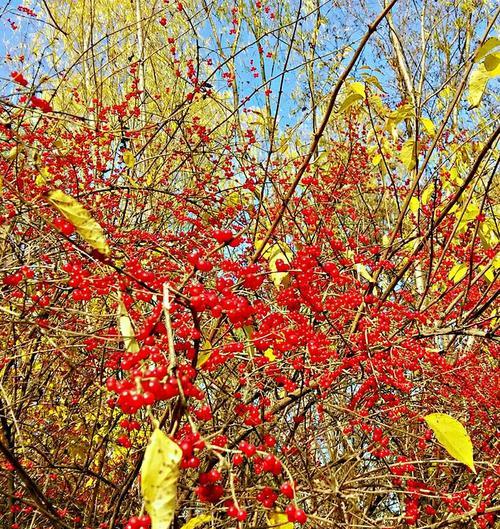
xmin=263 ymin=347 xmax=276 ymax=361
xmin=354 ymin=263 xmax=374 ymax=282
xmin=4 ymin=145 xmax=20 ymax=161
xmin=409 ymin=196 xmax=420 ymax=214
xmin=197 ymin=340 xmax=212 ymax=368
xmin=179 ymin=514 xmax=212 ymax=529
xmin=388 ymin=103 xmax=414 ymax=123
xmin=257 ymin=240 xmax=293 ymax=288
xmin=420 ymin=117 xmax=435 ymax=136
xmin=118 ymin=300 xmax=140 ymax=353
xmin=349 ymin=82 xmax=365 ymax=97
xmin=400 ymin=140 xmax=416 ymax=171
xmin=467 ymin=55 xmax=499 ymax=108
xmin=484 ymin=52 xmax=500 ymax=74
xmin=421 ymin=185 xmax=433 ymax=206
xmin=337 ymin=92 xmax=363 ymax=114
xmin=448 ymin=263 xmax=467 ymax=283
xmin=36 ymin=167 xmax=52 ymax=186
xmin=268 ymin=511 xmax=293 ymax=528
xmin=123 ymin=150 xmax=135 ymax=169
xmin=141 ymin=428 xmax=182 ymax=529
xmin=424 ymin=413 xmax=475 ymax=473
xmin=46 ymin=189 xmax=111 ymax=256
xmin=462 ymin=204 xmax=480 ymax=222
xmin=481 ymin=265 xmax=494 ymax=283
xmin=474 ymin=37 xmax=500 ymax=62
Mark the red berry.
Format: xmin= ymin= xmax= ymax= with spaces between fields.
xmin=294 ymin=508 xmax=307 ymax=524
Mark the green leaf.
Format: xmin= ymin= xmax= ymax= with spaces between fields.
xmin=424 ymin=413 xmax=475 ymax=473
xmin=474 ymin=37 xmax=500 ymax=62
xmin=179 ymin=514 xmax=212 ymax=529
xmin=141 ymin=429 xmax=182 ymax=529
xmin=47 ymin=189 xmax=111 ymax=256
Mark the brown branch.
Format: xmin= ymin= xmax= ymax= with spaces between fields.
xmin=0 ymin=437 xmax=73 ymax=529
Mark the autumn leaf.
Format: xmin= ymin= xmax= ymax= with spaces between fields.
xmin=256 ymin=240 xmax=293 ymax=288
xmin=448 ymin=263 xmax=467 ymax=283
xmin=179 ymin=515 xmax=212 ymax=529
xmin=123 ymin=150 xmax=135 ymax=169
xmin=337 ymin=92 xmax=363 ymax=114
xmin=424 ymin=413 xmax=475 ymax=472
xmin=268 ymin=511 xmax=293 ymax=528
xmin=420 ymin=117 xmax=435 ymax=136
xmin=409 ymin=196 xmax=420 ymax=214
xmin=400 ymin=139 xmax=416 ymax=171
xmin=474 ymin=37 xmax=500 ymax=62
xmin=196 ymin=340 xmax=212 ymax=368
xmin=141 ymin=428 xmax=183 ymax=529
xmin=118 ymin=300 xmax=140 ymax=353
xmin=46 ymin=189 xmax=111 ymax=256
xmin=263 ymin=347 xmax=276 ymax=361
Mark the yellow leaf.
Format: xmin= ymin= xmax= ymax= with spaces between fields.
xmin=141 ymin=428 xmax=182 ymax=529
xmin=484 ymin=52 xmax=500 ymax=74
xmin=257 ymin=240 xmax=293 ymax=288
xmin=196 ymin=340 xmax=212 ymax=368
xmin=4 ymin=145 xmax=20 ymax=161
xmin=448 ymin=263 xmax=467 ymax=283
xmin=388 ymin=103 xmax=414 ymax=123
xmin=400 ymin=140 xmax=416 ymax=171
xmin=481 ymin=265 xmax=494 ymax=283
xmin=263 ymin=347 xmax=276 ymax=361
xmin=462 ymin=204 xmax=480 ymax=222
xmin=349 ymin=82 xmax=365 ymax=97
xmin=36 ymin=167 xmax=52 ymax=186
xmin=268 ymin=511 xmax=293 ymax=528
xmin=118 ymin=301 xmax=140 ymax=353
xmin=372 ymin=153 xmax=382 ymax=166
xmin=123 ymin=150 xmax=135 ymax=169
xmin=354 ymin=263 xmax=374 ymax=282
xmin=409 ymin=196 xmax=420 ymax=214
xmin=420 ymin=117 xmax=435 ymax=136
xmin=467 ymin=62 xmax=495 ymax=108
xmin=421 ymin=185 xmax=433 ymax=206
xmin=474 ymin=37 xmax=500 ymax=63
xmin=337 ymin=92 xmax=363 ymax=114
xmin=179 ymin=514 xmax=212 ymax=529
xmin=46 ymin=189 xmax=111 ymax=256
xmin=424 ymin=413 xmax=475 ymax=472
